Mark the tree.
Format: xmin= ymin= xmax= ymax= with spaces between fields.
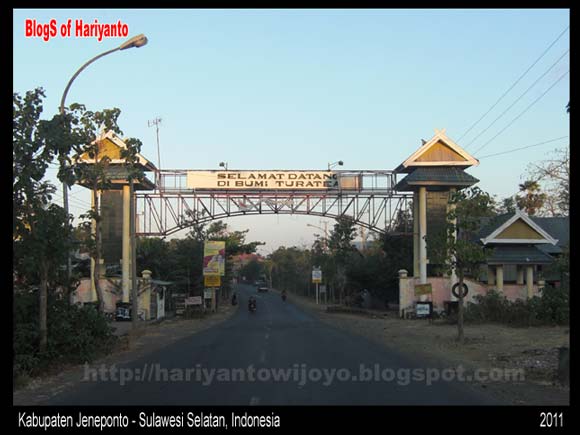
xmin=137 ymin=238 xmax=171 ymax=280
xmin=516 ymin=180 xmax=547 ymax=216
xmin=427 ymin=187 xmax=494 ymax=344
xmin=328 ymin=216 xmax=358 ymax=304
xmin=14 ymin=205 xmax=73 ymax=352
xmin=525 ymin=148 xmax=569 ymax=216
xmin=13 ymin=88 xmax=75 ymax=353
xmin=498 ymin=196 xmax=516 ymax=215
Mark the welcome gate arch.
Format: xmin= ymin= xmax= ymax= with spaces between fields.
xmin=135 ymin=169 xmax=413 ymax=237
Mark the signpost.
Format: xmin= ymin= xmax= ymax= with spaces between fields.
xmin=312 ymin=267 xmax=322 ymax=304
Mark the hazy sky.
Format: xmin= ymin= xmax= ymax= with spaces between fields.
xmin=13 ymin=9 xmax=570 ymax=254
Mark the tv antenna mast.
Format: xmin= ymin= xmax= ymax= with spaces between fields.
xmin=148 ymin=117 xmax=162 ymax=190
xmin=148 ymin=117 xmax=162 ymax=170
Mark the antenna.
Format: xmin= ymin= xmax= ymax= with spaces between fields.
xmin=148 ymin=117 xmax=162 ymax=170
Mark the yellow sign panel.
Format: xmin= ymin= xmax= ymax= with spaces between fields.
xmin=203 ymin=241 xmax=225 ymax=276
xmin=204 ymin=275 xmax=221 ymax=287
xmin=414 ymin=283 xmax=432 ymax=296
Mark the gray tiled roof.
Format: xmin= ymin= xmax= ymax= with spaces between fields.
xmin=486 ymin=245 xmax=554 ymax=265
xmin=394 ymin=167 xmax=479 ymax=191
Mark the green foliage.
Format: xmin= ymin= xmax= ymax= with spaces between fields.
xmin=14 ymin=292 xmax=116 ymax=377
xmin=239 ymin=259 xmax=264 ymax=283
xmin=428 ymin=187 xmax=495 ymax=278
xmin=516 ymin=180 xmax=546 ymax=216
xmin=464 ymin=286 xmax=569 ymax=327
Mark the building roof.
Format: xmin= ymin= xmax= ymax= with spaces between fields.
xmin=395 ymin=129 xmax=479 ymax=173
xmin=77 ymin=130 xmax=157 ymax=172
xmin=486 ymin=245 xmax=555 ymax=265
xmin=479 ymin=209 xmax=558 ymax=245
xmin=394 ymin=167 xmax=479 ymax=191
xmin=476 ymin=211 xmax=567 ymax=247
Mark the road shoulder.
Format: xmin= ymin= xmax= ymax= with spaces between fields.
xmin=283 ymin=290 xmax=569 ymax=406
xmin=13 ymin=303 xmax=238 ymax=406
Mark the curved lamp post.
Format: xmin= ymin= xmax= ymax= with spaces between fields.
xmin=59 ymin=34 xmax=148 ymax=116
xmin=59 ymin=34 xmax=148 ymax=307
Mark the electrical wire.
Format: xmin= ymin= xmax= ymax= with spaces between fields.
xmin=466 ymin=49 xmax=569 ymax=149
xmin=457 ymin=25 xmax=569 ymax=142
xmin=477 ymin=136 xmax=568 ymax=159
xmin=473 ymin=69 xmax=569 ymax=156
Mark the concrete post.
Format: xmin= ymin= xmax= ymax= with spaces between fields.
xmin=398 ymin=269 xmax=409 ymax=318
xmin=122 ymin=184 xmax=131 ymax=303
xmin=526 ymin=265 xmax=534 ymax=298
xmin=487 ymin=266 xmax=496 ymax=286
xmin=142 ymin=269 xmax=152 ymax=320
xmin=496 ymin=265 xmax=504 ymax=291
xmin=516 ymin=266 xmax=524 ymax=285
xmin=413 ymin=191 xmax=419 ymax=277
xmin=419 ymin=186 xmax=427 ymax=284
xmin=90 ymin=190 xmax=97 ymax=301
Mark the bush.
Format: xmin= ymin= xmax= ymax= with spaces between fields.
xmin=464 ymin=285 xmax=569 ymax=327
xmin=14 ymin=291 xmax=117 ymax=378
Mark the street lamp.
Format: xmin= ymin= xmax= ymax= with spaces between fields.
xmin=59 ymin=34 xmax=148 ymax=283
xmin=219 ymin=162 xmax=228 ymax=171
xmin=327 ymin=160 xmax=344 ymax=171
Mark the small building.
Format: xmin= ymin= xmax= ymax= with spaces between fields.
xmin=475 ymin=209 xmax=569 ymax=299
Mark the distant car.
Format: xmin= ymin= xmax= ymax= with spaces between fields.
xmin=257 ymin=285 xmax=269 ymax=293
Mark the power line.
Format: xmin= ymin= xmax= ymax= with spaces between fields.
xmin=473 ymin=69 xmax=569 ymax=156
xmin=466 ymin=49 xmax=569 ymax=149
xmin=478 ymin=136 xmax=568 ymax=159
xmin=458 ymin=25 xmax=569 ymax=142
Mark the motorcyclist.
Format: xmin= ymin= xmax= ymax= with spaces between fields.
xmin=281 ymin=289 xmax=287 ymax=301
xmin=248 ymin=295 xmax=257 ymax=311
xmin=231 ymin=292 xmax=238 ymax=305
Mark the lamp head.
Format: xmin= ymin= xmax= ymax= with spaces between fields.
xmin=120 ymin=34 xmax=148 ymax=50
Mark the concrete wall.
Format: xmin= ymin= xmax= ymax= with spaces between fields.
xmin=399 ymin=274 xmax=542 ymax=314
xmin=71 ymin=277 xmax=156 ymax=319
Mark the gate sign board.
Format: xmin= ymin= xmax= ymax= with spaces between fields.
xmin=203 ymin=241 xmax=225 ymax=276
xmin=187 ymin=171 xmax=340 ymax=190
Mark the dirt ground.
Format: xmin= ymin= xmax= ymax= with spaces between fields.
xmin=13 ymin=303 xmax=238 ymax=405
xmin=287 ymin=291 xmax=570 ymax=406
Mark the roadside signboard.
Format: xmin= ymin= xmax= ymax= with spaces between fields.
xmin=203 ymin=241 xmax=226 ymax=276
xmin=414 ymin=283 xmax=432 ymax=296
xmin=203 ymin=289 xmax=213 ymax=299
xmin=312 ymin=268 xmax=322 ymax=284
xmin=185 ymin=296 xmax=203 ymax=306
xmin=416 ymin=301 xmax=433 ymax=318
xmin=319 ymin=284 xmax=326 ymax=294
xmin=204 ymin=275 xmax=221 ymax=287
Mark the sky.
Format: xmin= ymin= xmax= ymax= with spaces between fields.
xmin=13 ymin=9 xmax=570 ymax=254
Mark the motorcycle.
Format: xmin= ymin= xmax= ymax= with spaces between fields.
xmin=248 ymin=297 xmax=257 ymax=313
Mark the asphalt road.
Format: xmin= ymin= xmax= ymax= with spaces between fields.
xmin=47 ymin=284 xmax=498 ymax=405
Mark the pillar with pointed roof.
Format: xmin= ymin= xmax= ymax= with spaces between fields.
xmin=76 ymin=130 xmax=157 ymax=303
xmin=394 ymin=129 xmax=480 ymax=286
